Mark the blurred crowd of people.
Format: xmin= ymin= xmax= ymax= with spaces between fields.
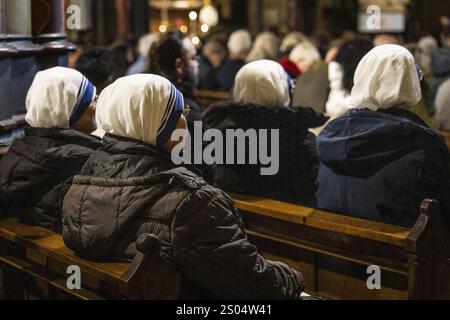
xmin=69 ymin=13 xmax=450 ymax=132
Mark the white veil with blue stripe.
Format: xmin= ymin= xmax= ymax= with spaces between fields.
xmin=94 ymin=74 xmax=184 ymax=147
xmin=25 ymin=67 xmax=96 ymax=129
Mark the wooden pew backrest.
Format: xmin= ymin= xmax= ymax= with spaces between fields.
xmin=0 ymin=218 xmax=181 ymax=300
xmin=231 ymin=194 xmax=450 ymax=300
xmin=194 ymin=90 xmax=232 ymax=110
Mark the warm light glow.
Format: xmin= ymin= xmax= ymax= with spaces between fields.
xmin=159 ymin=24 xmax=167 ymax=33
xmin=192 ymin=36 xmax=200 ymax=45
xmin=189 ymin=11 xmax=198 ymax=21
xmin=180 ymin=25 xmax=189 ymax=33
xmin=200 ymin=24 xmax=209 ymax=33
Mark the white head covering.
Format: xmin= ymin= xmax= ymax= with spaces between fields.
xmin=228 ymin=29 xmax=253 ymax=56
xmin=95 ymin=74 xmax=184 ymax=146
xmin=25 ymin=67 xmax=96 ymax=129
xmin=436 ymin=79 xmax=450 ymax=131
xmin=233 ymin=60 xmax=292 ymax=107
xmin=246 ymin=32 xmax=279 ymax=63
xmin=348 ymin=44 xmax=422 ymax=111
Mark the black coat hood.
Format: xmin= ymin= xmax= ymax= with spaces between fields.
xmin=317 ymin=108 xmax=447 ymax=179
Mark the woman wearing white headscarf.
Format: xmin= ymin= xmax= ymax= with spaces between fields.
xmin=316 ymin=44 xmax=450 ymax=229
xmin=62 ymin=74 xmax=305 ymax=300
xmin=0 ymin=67 xmax=101 ymax=232
xmin=203 ymin=60 xmax=327 ymax=206
xmin=246 ymin=32 xmax=280 ymax=63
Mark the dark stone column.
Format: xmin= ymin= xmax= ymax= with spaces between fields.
xmin=0 ymin=0 xmax=18 ymax=122
xmin=4 ymin=0 xmax=41 ymax=118
xmin=32 ymin=0 xmax=76 ymax=68
xmin=248 ymin=0 xmax=263 ymax=36
xmin=129 ymin=0 xmax=150 ymax=40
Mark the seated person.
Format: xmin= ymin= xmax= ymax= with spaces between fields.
xmin=0 ymin=67 xmax=102 ymax=232
xmin=290 ymin=42 xmax=329 ymax=114
xmin=316 ymin=45 xmax=450 ymax=228
xmin=325 ymin=37 xmax=373 ymax=117
xmin=126 ymin=33 xmax=158 ymax=76
xmin=147 ymin=32 xmax=203 ymax=135
xmin=198 ymin=40 xmax=227 ymax=91
xmin=246 ymin=32 xmax=279 ymax=63
xmin=436 ymin=79 xmax=450 ymax=131
xmin=216 ymin=29 xmax=253 ymax=92
xmin=62 ymin=74 xmax=305 ymax=300
xmin=75 ymin=48 xmax=114 ymax=93
xmin=202 ymin=60 xmax=327 ymax=207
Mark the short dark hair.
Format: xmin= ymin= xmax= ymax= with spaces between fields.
xmin=75 ymin=48 xmax=113 ymax=92
xmin=335 ymin=37 xmax=373 ymax=92
xmin=148 ymin=31 xmax=189 ymax=83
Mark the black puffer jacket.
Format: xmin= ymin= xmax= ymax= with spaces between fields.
xmin=202 ymin=102 xmax=328 ymax=207
xmin=0 ymin=127 xmax=102 ymax=232
xmin=62 ymin=134 xmax=304 ymax=300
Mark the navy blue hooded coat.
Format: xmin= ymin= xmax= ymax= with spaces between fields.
xmin=316 ymin=108 xmax=450 ymax=228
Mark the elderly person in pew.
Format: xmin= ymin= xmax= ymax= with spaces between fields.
xmin=0 ymin=67 xmax=102 ymax=232
xmin=202 ymin=60 xmax=328 ymax=207
xmin=61 ymin=74 xmax=305 ymax=300
xmin=316 ymin=44 xmax=450 ymax=229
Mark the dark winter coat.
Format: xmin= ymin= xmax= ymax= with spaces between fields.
xmin=202 ymin=101 xmax=328 ymax=207
xmin=216 ymin=59 xmax=246 ymax=92
xmin=62 ymin=134 xmax=305 ymax=300
xmin=316 ymin=108 xmax=450 ymax=228
xmin=0 ymin=127 xmax=102 ymax=232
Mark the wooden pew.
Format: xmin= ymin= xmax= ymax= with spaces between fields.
xmin=0 ymin=218 xmax=180 ymax=300
xmin=194 ymin=90 xmax=232 ymax=110
xmin=232 ymin=194 xmax=450 ymax=300
xmin=0 ymin=146 xmax=8 ymax=158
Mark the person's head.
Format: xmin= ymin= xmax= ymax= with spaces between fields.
xmin=149 ymin=32 xmax=199 ymax=89
xmin=202 ymin=40 xmax=227 ymax=69
xmin=349 ymin=44 xmax=422 ymax=111
xmin=373 ymin=34 xmax=399 ymax=47
xmin=75 ymin=48 xmax=114 ymax=93
xmin=137 ymin=33 xmax=159 ymax=58
xmin=435 ymin=79 xmax=450 ymax=131
xmin=233 ymin=60 xmax=292 ymax=108
xmin=246 ymin=32 xmax=280 ymax=63
xmin=311 ymin=32 xmax=331 ymax=58
xmin=289 ymin=41 xmax=321 ymax=73
xmin=109 ymin=42 xmax=135 ymax=80
xmin=280 ymin=31 xmax=308 ymax=56
xmin=227 ymin=29 xmax=253 ymax=60
xmin=334 ymin=37 xmax=373 ymax=92
xmin=25 ymin=67 xmax=97 ymax=133
xmin=439 ymin=15 xmax=450 ymax=31
xmin=325 ymin=38 xmax=344 ymax=64
xmin=95 ymin=74 xmax=188 ymax=152
xmin=415 ymin=36 xmax=438 ymax=77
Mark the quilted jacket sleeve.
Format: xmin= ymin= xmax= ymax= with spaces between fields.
xmin=171 ymin=186 xmax=305 ymax=300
